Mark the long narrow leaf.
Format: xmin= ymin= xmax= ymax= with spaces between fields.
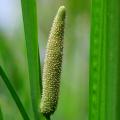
xmin=20 ymin=0 xmax=42 ymax=119
xmin=0 ymin=66 xmax=30 ymax=120
xmin=89 ymin=0 xmax=120 ymax=120
xmin=89 ymin=0 xmax=105 ymax=119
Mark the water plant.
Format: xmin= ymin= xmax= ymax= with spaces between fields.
xmin=0 ymin=1 xmax=65 ymax=119
xmin=0 ymin=0 xmax=120 ymax=119
xmin=40 ymin=6 xmax=66 ymax=119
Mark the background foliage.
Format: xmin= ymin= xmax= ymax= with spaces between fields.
xmin=0 ymin=0 xmax=90 ymax=119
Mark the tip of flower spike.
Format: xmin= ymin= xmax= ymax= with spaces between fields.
xmin=56 ymin=6 xmax=66 ymax=21
xmin=59 ymin=6 xmax=66 ymax=12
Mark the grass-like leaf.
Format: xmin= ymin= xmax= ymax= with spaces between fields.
xmin=0 ymin=66 xmax=30 ymax=120
xmin=20 ymin=0 xmax=42 ymax=119
xmin=89 ymin=0 xmax=105 ymax=119
xmin=89 ymin=0 xmax=120 ymax=120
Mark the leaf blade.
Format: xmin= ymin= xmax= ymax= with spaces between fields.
xmin=89 ymin=0 xmax=120 ymax=120
xmin=20 ymin=0 xmax=42 ymax=119
xmin=0 ymin=66 xmax=30 ymax=120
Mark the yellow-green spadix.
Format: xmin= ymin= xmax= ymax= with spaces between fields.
xmin=40 ymin=6 xmax=66 ymax=116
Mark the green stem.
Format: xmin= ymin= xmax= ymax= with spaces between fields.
xmin=0 ymin=66 xmax=30 ymax=120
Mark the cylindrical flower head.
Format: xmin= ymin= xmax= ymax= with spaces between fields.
xmin=40 ymin=6 xmax=66 ymax=116
xmin=40 ymin=6 xmax=65 ymax=116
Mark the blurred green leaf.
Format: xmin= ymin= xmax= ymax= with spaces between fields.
xmin=0 ymin=66 xmax=30 ymax=120
xmin=0 ymin=37 xmax=23 ymax=91
xmin=0 ymin=106 xmax=3 ymax=120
